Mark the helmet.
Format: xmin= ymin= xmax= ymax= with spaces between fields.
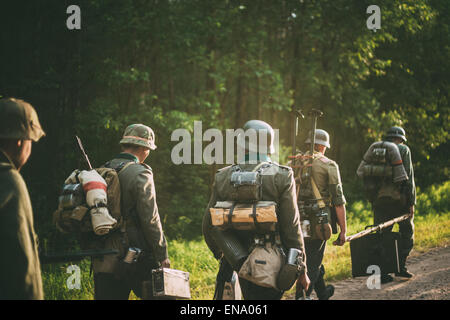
xmin=237 ymin=120 xmax=275 ymax=154
xmin=0 ymin=98 xmax=45 ymax=142
xmin=305 ymin=129 xmax=330 ymax=149
xmin=119 ymin=124 xmax=157 ymax=150
xmin=385 ymin=126 xmax=407 ymax=142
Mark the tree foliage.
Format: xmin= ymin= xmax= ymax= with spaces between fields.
xmin=0 ymin=0 xmax=448 ymax=243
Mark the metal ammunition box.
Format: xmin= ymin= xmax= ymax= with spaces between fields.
xmin=350 ymin=231 xmax=401 ymax=277
xmin=152 ymin=268 xmax=191 ymax=299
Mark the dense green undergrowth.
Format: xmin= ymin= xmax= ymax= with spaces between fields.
xmin=43 ymin=181 xmax=449 ymax=300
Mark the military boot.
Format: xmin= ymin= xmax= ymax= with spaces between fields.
xmin=295 ymin=290 xmax=313 ymax=300
xmin=395 ymin=255 xmax=414 ymax=279
xmin=381 ymin=274 xmax=394 ymax=284
xmin=395 ymin=268 xmax=414 ymax=279
xmin=317 ymin=285 xmax=335 ymax=300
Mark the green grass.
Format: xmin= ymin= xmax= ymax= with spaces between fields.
xmin=42 ymin=182 xmax=450 ymax=300
xmin=42 ymin=212 xmax=449 ymax=300
xmin=41 ymin=240 xmax=219 ymax=300
xmin=324 ymin=211 xmax=450 ymax=280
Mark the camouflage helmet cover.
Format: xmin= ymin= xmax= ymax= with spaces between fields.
xmin=305 ymin=129 xmax=331 ymax=149
xmin=120 ymin=124 xmax=157 ymax=150
xmin=0 ymin=98 xmax=45 ymax=142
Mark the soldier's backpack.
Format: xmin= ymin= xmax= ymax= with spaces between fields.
xmin=53 ymin=162 xmax=134 ymax=245
xmin=294 ymin=152 xmax=333 ymax=241
xmin=209 ymin=162 xmax=286 ymax=290
xmin=356 ymin=141 xmax=408 ymax=202
xmin=209 ymin=162 xmax=278 ymax=232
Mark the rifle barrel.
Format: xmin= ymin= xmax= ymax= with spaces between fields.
xmin=40 ymin=249 xmax=119 ymax=264
xmin=75 ymin=135 xmax=93 ymax=170
xmin=346 ymin=213 xmax=412 ymax=242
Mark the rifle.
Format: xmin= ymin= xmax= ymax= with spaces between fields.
xmin=307 ymin=108 xmax=323 ymax=172
xmin=40 ymin=249 xmax=119 ymax=264
xmin=292 ymin=109 xmax=305 ymax=157
xmin=75 ymin=135 xmax=93 ymax=170
xmin=346 ymin=213 xmax=412 ymax=242
xmin=288 ymin=109 xmax=305 ymax=197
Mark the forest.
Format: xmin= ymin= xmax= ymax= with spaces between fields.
xmin=1 ymin=0 xmax=448 ymax=251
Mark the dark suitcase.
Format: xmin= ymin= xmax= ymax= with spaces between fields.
xmin=350 ymin=231 xmax=401 ymax=277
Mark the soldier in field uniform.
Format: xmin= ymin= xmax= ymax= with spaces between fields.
xmin=93 ymin=124 xmax=170 ymax=300
xmin=373 ymin=126 xmax=416 ymax=283
xmin=0 ymin=98 xmax=45 ymax=299
xmin=203 ymin=120 xmax=310 ymax=300
xmin=294 ymin=129 xmax=348 ymax=300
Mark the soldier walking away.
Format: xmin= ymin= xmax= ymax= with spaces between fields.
xmin=93 ymin=124 xmax=170 ymax=299
xmin=203 ymin=120 xmax=310 ymax=300
xmin=364 ymin=127 xmax=416 ymax=283
xmin=0 ymin=98 xmax=45 ymax=299
xmin=293 ymin=129 xmax=348 ymax=300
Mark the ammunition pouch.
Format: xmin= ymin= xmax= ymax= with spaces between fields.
xmin=298 ymin=200 xmax=332 ymax=241
xmin=313 ymin=207 xmax=332 ymax=241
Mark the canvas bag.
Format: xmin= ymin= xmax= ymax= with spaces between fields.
xmin=238 ymin=242 xmax=284 ymax=290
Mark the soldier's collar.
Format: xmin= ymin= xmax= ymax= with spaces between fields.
xmin=116 ymin=152 xmax=139 ymax=163
xmin=242 ymin=153 xmax=271 ymax=163
xmin=0 ymin=149 xmax=16 ymax=170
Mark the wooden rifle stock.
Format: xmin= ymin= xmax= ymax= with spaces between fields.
xmin=346 ymin=213 xmax=412 ymax=242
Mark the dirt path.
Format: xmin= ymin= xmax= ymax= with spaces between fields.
xmin=297 ymin=246 xmax=450 ymax=300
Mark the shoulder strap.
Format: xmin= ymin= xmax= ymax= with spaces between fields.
xmin=310 ymin=177 xmax=326 ymax=209
xmin=232 ymin=161 xmax=271 ymax=174
xmin=252 ymin=161 xmax=272 ymax=173
xmin=104 ymin=160 xmax=135 ymax=174
xmin=307 ymin=154 xmax=327 ymax=208
xmin=117 ymin=161 xmax=134 ymax=174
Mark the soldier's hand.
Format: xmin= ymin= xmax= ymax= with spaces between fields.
xmin=333 ymin=231 xmax=346 ymax=246
xmin=160 ymin=258 xmax=171 ymax=268
xmin=297 ymin=272 xmax=311 ymax=292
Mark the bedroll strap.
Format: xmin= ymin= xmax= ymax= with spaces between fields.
xmin=228 ymin=203 xmax=236 ymax=227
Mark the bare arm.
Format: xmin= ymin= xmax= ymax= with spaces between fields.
xmin=333 ymin=204 xmax=347 ymax=246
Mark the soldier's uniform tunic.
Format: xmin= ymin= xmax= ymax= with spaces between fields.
xmin=94 ymin=152 xmax=168 ymax=299
xmin=203 ymin=154 xmax=306 ymax=300
xmin=373 ymin=143 xmax=415 ymax=269
xmin=0 ymin=150 xmax=44 ymax=299
xmin=297 ymin=151 xmax=346 ymax=298
xmin=0 ymin=98 xmax=45 ymax=300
